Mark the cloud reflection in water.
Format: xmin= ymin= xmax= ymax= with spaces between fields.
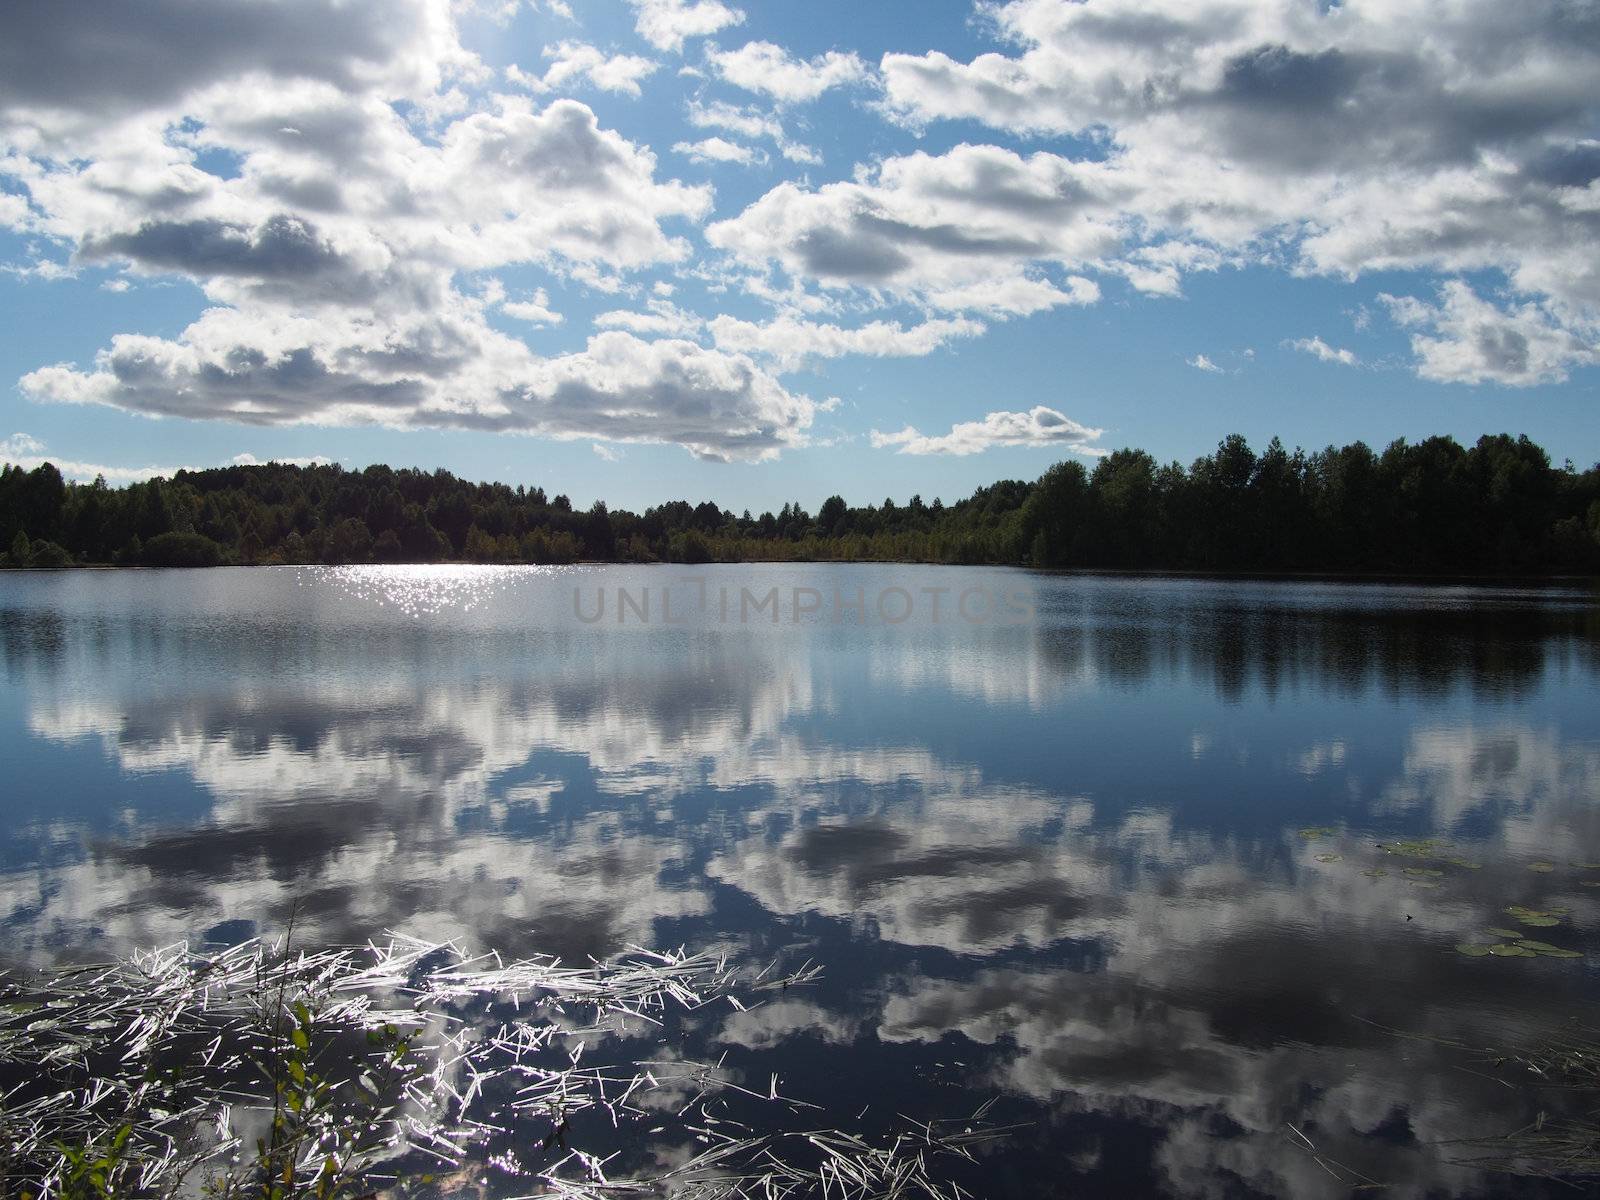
xmin=2 ymin=565 xmax=1598 ymax=1197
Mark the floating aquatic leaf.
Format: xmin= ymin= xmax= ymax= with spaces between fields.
xmin=1582 ymin=881 xmax=1600 ymax=888
xmin=1381 ymin=839 xmax=1443 ymax=858
xmin=1550 ymin=906 xmax=1572 ymax=914
xmin=1363 ymin=868 xmax=1388 ymax=878
xmin=1409 ymin=880 xmax=1441 ymax=889
xmin=1402 ymin=867 xmax=1443 ymax=877
xmin=1314 ymin=853 xmax=1342 ymax=863
xmin=1510 ymin=939 xmax=1584 ymax=957
xmin=1505 ymin=906 xmax=1563 ymax=926
xmin=1529 ymin=862 xmax=1556 ymax=873
xmin=1488 ymin=944 xmax=1537 ymax=957
xmin=1441 ymin=857 xmax=1483 ymax=869
xmin=1298 ymin=827 xmax=1338 ymax=840
xmin=1572 ymin=862 xmax=1600 ymax=870
xmin=1487 ymin=927 xmax=1523 ymax=939
xmin=1456 ymin=944 xmax=1492 ymax=957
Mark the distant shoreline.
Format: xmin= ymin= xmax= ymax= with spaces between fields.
xmin=3 ymin=561 xmax=1596 ymax=588
xmin=7 ymin=432 xmax=1599 ymax=577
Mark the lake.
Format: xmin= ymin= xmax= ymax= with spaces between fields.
xmin=4 ymin=564 xmax=1599 ymax=1197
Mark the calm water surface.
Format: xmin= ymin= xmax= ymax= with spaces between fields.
xmin=4 ymin=565 xmax=1600 ymax=1197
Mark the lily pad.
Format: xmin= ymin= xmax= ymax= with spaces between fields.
xmin=1402 ymin=867 xmax=1443 ymax=877
xmin=1409 ymin=880 xmax=1441 ymax=889
xmin=1529 ymin=862 xmax=1557 ymax=873
xmin=1505 ymin=905 xmax=1562 ymax=927
xmin=1455 ymin=944 xmax=1492 ymax=957
xmin=1512 ymin=939 xmax=1583 ymax=957
xmin=1381 ymin=839 xmax=1442 ymax=858
xmin=1488 ymin=943 xmax=1537 ymax=957
xmin=1298 ymin=827 xmax=1338 ymax=840
xmin=1487 ymin=927 xmax=1523 ymax=938
xmin=1363 ymin=868 xmax=1388 ymax=878
xmin=1314 ymin=853 xmax=1342 ymax=863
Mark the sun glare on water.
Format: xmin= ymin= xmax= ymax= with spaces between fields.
xmin=296 ymin=563 xmax=561 ymax=617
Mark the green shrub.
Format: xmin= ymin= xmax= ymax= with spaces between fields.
xmin=668 ymin=529 xmax=713 ymax=564
xmin=142 ymin=530 xmax=225 ymax=567
xmin=114 ymin=535 xmax=143 ymax=565
xmin=28 ymin=538 xmax=72 ymax=567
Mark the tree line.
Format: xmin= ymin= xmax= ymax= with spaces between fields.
xmin=2 ymin=432 xmax=1598 ymax=574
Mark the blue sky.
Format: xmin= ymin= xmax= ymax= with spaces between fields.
xmin=2 ymin=0 xmax=1596 ymax=512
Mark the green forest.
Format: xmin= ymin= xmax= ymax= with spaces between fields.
xmin=3 ymin=432 xmax=1599 ymax=574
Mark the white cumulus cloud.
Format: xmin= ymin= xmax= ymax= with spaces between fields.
xmin=1 ymin=432 xmax=46 ymax=458
xmin=870 ymin=406 xmax=1105 ymax=457
xmin=0 ymin=2 xmax=835 ymax=462
xmin=1382 ymin=282 xmax=1600 ymax=387
xmin=707 ymin=41 xmax=868 ymax=104
xmin=866 ymin=0 xmax=1600 ymax=379
xmin=507 ymin=42 xmax=660 ymax=97
xmin=20 ymin=321 xmax=815 ymax=462
xmin=684 ymin=98 xmax=816 ymax=164
xmin=672 ymin=136 xmax=766 ymax=166
xmin=709 ymin=313 xmax=984 ymax=370
xmin=1286 ymin=337 xmax=1359 ymax=367
xmin=708 ymin=144 xmax=1129 ymax=315
xmin=593 ymin=299 xmax=704 ymax=337
xmin=626 ymin=0 xmax=744 ymax=53
xmin=499 ymin=287 xmax=564 ymax=326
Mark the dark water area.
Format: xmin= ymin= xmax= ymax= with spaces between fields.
xmin=3 ymin=564 xmax=1600 ymax=1197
